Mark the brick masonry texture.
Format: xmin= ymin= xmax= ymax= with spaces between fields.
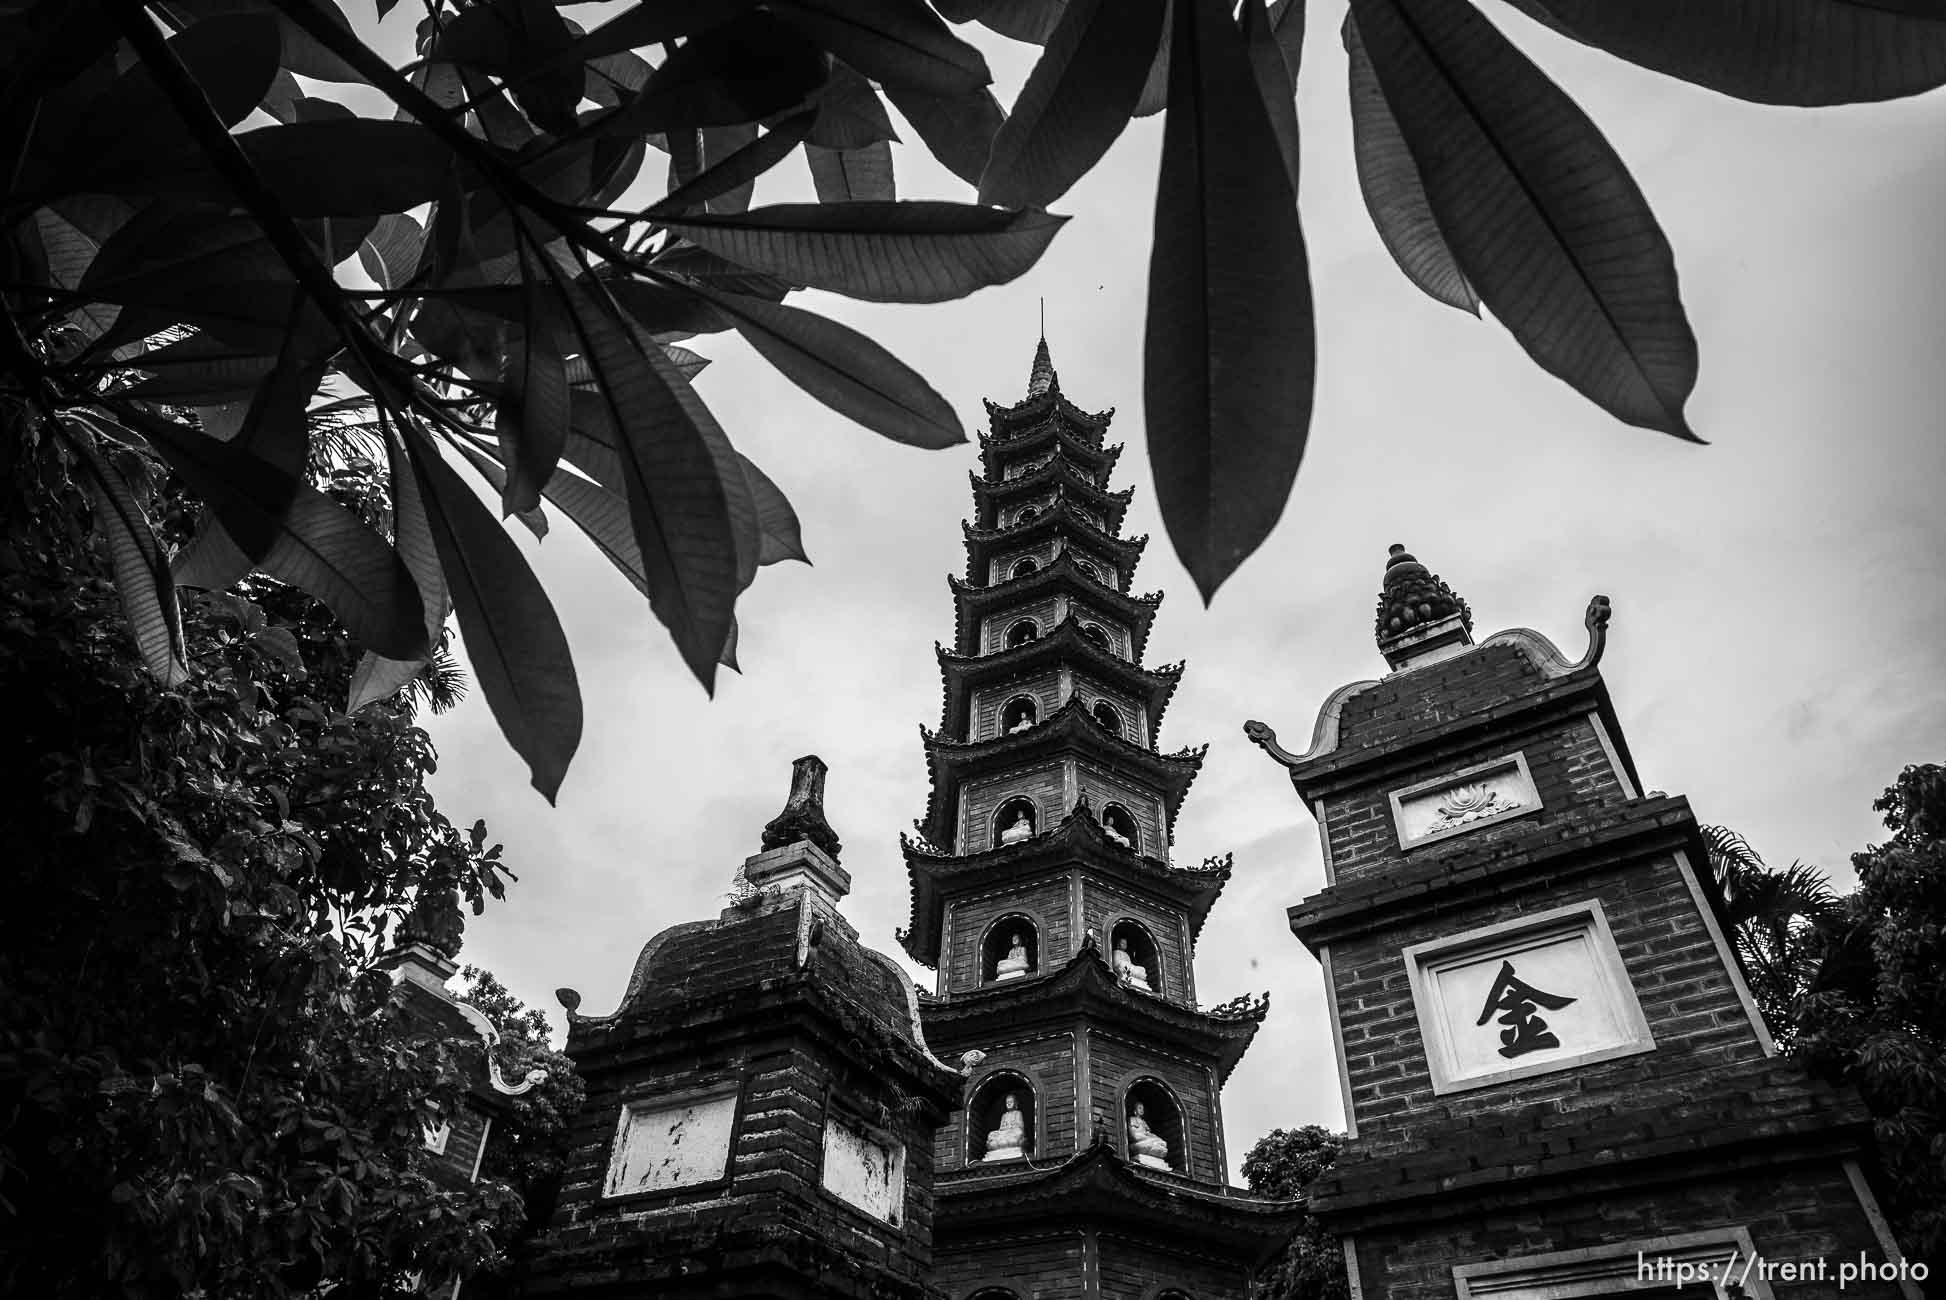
xmin=931 ymin=1032 xmax=1078 ymax=1171
xmin=982 ymin=597 xmax=1061 ymax=653
xmin=960 ymin=764 xmax=1066 ymax=852
xmin=1079 ymin=877 xmax=1190 ymax=1004
xmin=1088 ymin=1031 xmax=1222 ymax=1183
xmin=1351 ymin=1159 xmax=1903 ymax=1299
xmin=947 ymin=875 xmax=1074 ymax=994
xmin=1075 ymin=766 xmax=1168 ymax=861
xmin=936 ymin=1233 xmax=1088 ymax=1300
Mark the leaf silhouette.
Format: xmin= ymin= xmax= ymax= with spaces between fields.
xmin=979 ymin=0 xmax=1166 ymax=208
xmin=878 ymin=81 xmax=1005 ymax=187
xmin=76 ymin=437 xmax=190 ymax=687
xmin=1498 ymin=0 xmax=1946 ymax=106
xmin=1344 ymin=14 xmax=1478 ymax=314
xmin=1145 ymin=0 xmax=1315 ymax=602
xmin=106 ymin=409 xmax=429 ymax=661
xmin=685 ymin=284 xmax=962 ymax=447
xmin=349 ymin=428 xmax=455 ymax=714
xmin=656 ymin=202 xmax=1065 ymax=303
xmin=403 ymin=425 xmax=581 ymax=802
xmin=1351 ymin=0 xmax=1700 ymax=438
xmin=806 ymin=141 xmax=896 ymax=202
xmin=773 ymin=0 xmax=992 ymax=96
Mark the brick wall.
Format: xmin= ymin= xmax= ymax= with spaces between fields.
xmin=1322 ymin=713 xmax=1630 ymax=885
xmin=1079 ymin=877 xmax=1188 ymax=1003
xmin=936 ymin=1231 xmax=1089 ymax=1300
xmin=1330 ymin=853 xmax=1766 ymax=1145
xmin=933 ymin=1032 xmax=1080 ymax=1170
xmin=427 ymin=1108 xmax=487 ymax=1186
xmin=960 ymin=764 xmax=1066 ymax=853
xmin=1350 ymin=1159 xmax=1903 ymax=1299
xmin=1096 ymin=1233 xmax=1251 ymax=1300
xmin=1068 ymin=600 xmax=1130 ymax=659
xmin=982 ymin=597 xmax=1062 ymax=654
xmin=971 ymin=671 xmax=1063 ymax=740
xmin=1087 ymin=1031 xmax=1222 ymax=1183
xmin=1074 ymin=766 xmax=1167 ymax=860
xmin=990 ymin=544 xmax=1057 ymax=585
xmin=945 ymin=875 xmax=1075 ymax=994
xmin=1069 ymin=674 xmax=1146 ymax=747
xmin=1062 ymin=540 xmax=1118 ymax=589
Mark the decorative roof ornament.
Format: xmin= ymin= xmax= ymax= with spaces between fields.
xmin=1373 ymin=543 xmax=1474 ymax=669
xmin=1027 ymin=334 xmax=1059 ymax=398
xmin=760 ymin=754 xmax=842 ymax=859
xmin=397 ymin=886 xmax=465 ymax=959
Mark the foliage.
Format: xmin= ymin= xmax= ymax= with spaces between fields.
xmin=1701 ymin=824 xmax=1840 ymax=1047
xmin=1794 ymin=764 xmax=1946 ymax=1264
xmin=1241 ymin=1125 xmax=1349 ymax=1300
xmin=5 ymin=0 xmax=1945 ymax=801
xmin=455 ymin=965 xmax=583 ymax=1231
xmin=0 ymin=422 xmax=530 ymax=1297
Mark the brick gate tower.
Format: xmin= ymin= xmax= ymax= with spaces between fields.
xmin=897 ymin=341 xmax=1302 ymax=1300
xmin=1246 ymin=546 xmax=1921 ymax=1300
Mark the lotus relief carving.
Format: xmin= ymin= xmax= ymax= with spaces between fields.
xmin=1425 ymin=781 xmax=1522 ymax=834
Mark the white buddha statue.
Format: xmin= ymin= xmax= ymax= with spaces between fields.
xmin=994 ymin=934 xmax=1032 ymax=981
xmin=1103 ymin=820 xmax=1130 ymax=848
xmin=999 ymin=810 xmax=1033 ymax=845
xmin=1112 ymin=937 xmax=1152 ymax=992
xmin=984 ymin=1093 xmax=1026 ymax=1161
xmin=1007 ymin=709 xmax=1035 ymax=734
xmin=1127 ymin=1102 xmax=1171 ymax=1170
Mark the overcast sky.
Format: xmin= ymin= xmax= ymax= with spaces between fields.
xmin=408 ymin=6 xmax=1946 ymax=1181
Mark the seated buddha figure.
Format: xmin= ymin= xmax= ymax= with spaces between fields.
xmin=984 ymin=1093 xmax=1027 ymax=1161
xmin=1127 ymin=1102 xmax=1171 ymax=1170
xmin=994 ymin=933 xmax=1032 ymax=981
xmin=998 ymin=810 xmax=1033 ymax=845
xmin=1112 ymin=936 xmax=1152 ymax=992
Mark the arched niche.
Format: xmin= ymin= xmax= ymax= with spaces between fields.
xmin=968 ymin=1288 xmax=1022 ymax=1300
xmin=966 ymin=1071 xmax=1036 ymax=1164
xmin=1091 ymin=699 xmax=1123 ymax=737
xmin=1080 ymin=622 xmax=1112 ymax=652
xmin=1121 ymin=1076 xmax=1187 ymax=1173
xmin=1000 ymin=695 xmax=1039 ymax=735
xmin=1012 ymin=505 xmax=1040 ymax=526
xmin=1006 ymin=619 xmax=1040 ymax=649
xmin=1074 ymin=558 xmax=1101 ymax=583
xmin=1101 ymin=802 xmax=1140 ymax=852
xmin=1110 ymin=918 xmax=1161 ymax=995
xmin=982 ymin=915 xmax=1039 ymax=983
xmin=993 ymin=797 xmax=1038 ymax=848
xmin=1008 ymin=557 xmax=1039 ymax=580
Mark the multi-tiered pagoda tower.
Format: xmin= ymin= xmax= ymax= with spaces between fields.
xmin=897 ymin=341 xmax=1302 ymax=1300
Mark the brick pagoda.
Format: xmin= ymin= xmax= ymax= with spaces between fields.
xmin=519 ymin=758 xmax=962 ymax=1300
xmin=898 ymin=341 xmax=1302 ymax=1299
xmin=1247 ymin=545 xmax=1921 ymax=1300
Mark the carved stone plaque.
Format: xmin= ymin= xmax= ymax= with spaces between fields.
xmin=822 ymin=1116 xmax=906 ymax=1224
xmin=1391 ymin=753 xmax=1541 ymax=849
xmin=1403 ymin=902 xmax=1654 ymax=1094
xmin=603 ymin=1087 xmax=738 ymax=1197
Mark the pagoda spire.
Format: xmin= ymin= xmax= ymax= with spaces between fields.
xmin=1027 ymin=333 xmax=1058 ymax=398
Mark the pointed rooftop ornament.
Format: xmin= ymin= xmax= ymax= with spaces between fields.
xmin=1027 ymin=326 xmax=1059 ymax=399
xmin=760 ymin=754 xmax=842 ymax=859
xmin=1374 ymin=543 xmax=1474 ymax=671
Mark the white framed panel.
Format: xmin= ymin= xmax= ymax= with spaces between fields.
xmin=1454 ymin=1227 xmax=1774 ymax=1298
xmin=1390 ymin=752 xmax=1542 ymax=850
xmin=603 ymin=1082 xmax=739 ymax=1198
xmin=1404 ymin=901 xmax=1654 ymax=1095
xmin=822 ymin=1115 xmax=906 ymax=1224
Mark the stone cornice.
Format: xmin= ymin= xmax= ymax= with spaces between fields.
xmin=934 ymin=619 xmax=1185 ymax=741
xmin=962 ymin=500 xmax=1148 ymax=583
xmin=948 ymin=552 xmax=1162 ymax=662
xmin=969 ymin=459 xmax=1134 ymax=534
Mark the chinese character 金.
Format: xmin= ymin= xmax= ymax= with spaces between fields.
xmin=1475 ymin=960 xmax=1576 ymax=1058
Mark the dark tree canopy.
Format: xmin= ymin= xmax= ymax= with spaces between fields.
xmin=1241 ymin=1125 xmax=1349 ymax=1300
xmin=0 ymin=425 xmax=543 ymax=1297
xmin=5 ymin=0 xmax=1943 ymax=799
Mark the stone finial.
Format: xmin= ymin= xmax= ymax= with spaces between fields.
xmin=1374 ymin=543 xmax=1474 ymax=670
xmin=1027 ymin=335 xmax=1059 ymax=398
xmin=760 ymin=754 xmax=842 ymax=859
xmin=397 ymin=887 xmax=465 ymax=960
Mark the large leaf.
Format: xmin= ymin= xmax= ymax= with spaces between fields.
xmin=806 ymin=140 xmax=895 ymax=202
xmin=1499 ymin=0 xmax=1946 ymax=106
xmin=77 ymin=208 xmax=319 ymax=350
xmin=1145 ymin=0 xmax=1315 ymax=602
xmin=1242 ymin=0 xmax=1300 ymax=191
xmin=773 ymin=0 xmax=992 ymax=95
xmin=494 ymin=295 xmax=570 ymax=516
xmin=655 ymin=202 xmax=1064 ymax=303
xmin=654 ymin=116 xmax=814 ymax=216
xmin=104 ymin=409 xmax=428 ymax=660
xmin=878 ymin=81 xmax=1004 ymax=187
xmin=348 ymin=428 xmax=454 ymax=713
xmin=1344 ymin=15 xmax=1477 ymax=315
xmin=122 ymin=335 xmax=280 ymax=403
xmin=684 ymin=284 xmax=961 ymax=447
xmin=402 ymin=425 xmax=581 ymax=802
xmin=236 ymin=120 xmax=457 ymax=217
xmin=979 ymin=0 xmax=1166 ymax=208
xmin=807 ymin=62 xmax=901 ymax=150
xmin=437 ymin=0 xmax=582 ymax=133
xmin=76 ymin=437 xmax=191 ymax=687
xmin=357 ymin=212 xmax=426 ymax=290
xmin=586 ymin=11 xmax=827 ymax=137
xmin=741 ymin=454 xmax=809 ymax=566
xmin=163 ymin=0 xmax=366 ymax=83
xmin=1351 ymin=0 xmax=1700 ymax=438
xmin=555 ymin=280 xmax=741 ymax=689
